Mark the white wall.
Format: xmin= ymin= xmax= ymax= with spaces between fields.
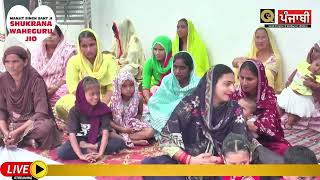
xmin=59 ymin=24 xmax=84 ymax=45
xmin=2 ymin=1 xmax=317 ymax=77
xmin=91 ymin=0 xmax=320 ymax=80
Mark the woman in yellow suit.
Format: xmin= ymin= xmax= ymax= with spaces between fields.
xmin=172 ymin=18 xmax=210 ymax=78
xmin=55 ymin=28 xmax=118 ymax=121
xmin=232 ymin=27 xmax=284 ymax=93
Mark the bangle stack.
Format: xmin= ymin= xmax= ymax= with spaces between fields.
xmin=179 ymin=152 xmax=191 ymax=164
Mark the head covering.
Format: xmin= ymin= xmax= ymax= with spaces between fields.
xmin=172 ymin=19 xmax=210 ymax=77
xmin=151 ymin=35 xmax=173 ymax=85
xmin=110 ymin=71 xmax=149 ymax=147
xmin=232 ymin=60 xmax=288 ymax=153
xmin=248 ymin=27 xmax=283 ymax=92
xmin=194 ymin=65 xmax=238 ymax=130
xmin=111 ymin=19 xmax=145 ymax=78
xmin=31 ymin=25 xmax=76 ymax=88
xmin=1 ymin=35 xmax=28 ymax=72
xmin=75 ymin=78 xmax=111 ymax=144
xmin=118 ymin=19 xmax=136 ymax=55
xmin=235 ymin=60 xmax=277 ymax=110
xmin=307 ymin=41 xmax=320 ymax=63
xmin=148 ymin=51 xmax=200 ymax=134
xmin=111 ymin=71 xmax=139 ymax=126
xmin=161 ymin=64 xmax=246 ymax=156
xmin=112 ymin=19 xmax=141 ymax=58
xmin=3 ymin=45 xmax=29 ymax=64
xmin=2 ymin=46 xmax=53 ymax=118
xmin=73 ymin=28 xmax=118 ymax=90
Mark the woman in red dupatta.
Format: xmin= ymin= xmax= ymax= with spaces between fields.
xmin=232 ymin=60 xmax=290 ymax=155
xmin=0 ymin=46 xmax=61 ymax=150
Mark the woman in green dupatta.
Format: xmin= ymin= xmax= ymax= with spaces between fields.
xmin=172 ymin=18 xmax=210 ymax=78
xmin=142 ymin=36 xmax=173 ymax=103
xmin=146 ymin=51 xmax=200 ymax=140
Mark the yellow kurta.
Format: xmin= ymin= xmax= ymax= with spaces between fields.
xmin=172 ymin=19 xmax=210 ymax=78
xmin=290 ymin=61 xmax=320 ymax=96
xmin=55 ymin=28 xmax=119 ymax=121
xmin=234 ymin=27 xmax=284 ymax=93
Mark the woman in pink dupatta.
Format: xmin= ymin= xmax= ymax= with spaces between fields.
xmin=31 ymin=25 xmax=76 ymax=106
xmin=232 ymin=60 xmax=290 ymax=155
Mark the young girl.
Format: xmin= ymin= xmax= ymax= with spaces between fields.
xmin=278 ymin=59 xmax=320 ymax=129
xmin=55 ymin=28 xmax=118 ymax=121
xmin=111 ymin=71 xmax=154 ymax=147
xmin=222 ymin=133 xmax=260 ymax=180
xmin=58 ymin=77 xmax=126 ymax=162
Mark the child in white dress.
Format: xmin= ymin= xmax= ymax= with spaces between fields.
xmin=278 ymin=59 xmax=320 ymax=129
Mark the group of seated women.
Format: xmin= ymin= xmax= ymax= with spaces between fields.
xmin=0 ymin=18 xmax=318 ymax=178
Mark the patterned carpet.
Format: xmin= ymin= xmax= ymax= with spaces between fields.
xmin=284 ymin=128 xmax=320 ymax=160
xmin=27 ymin=128 xmax=320 ymax=164
xmin=22 ymin=120 xmax=319 ymax=179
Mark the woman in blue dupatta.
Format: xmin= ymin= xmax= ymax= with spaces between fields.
xmin=146 ymin=51 xmax=200 ymax=140
xmin=142 ymin=65 xmax=248 ymax=180
xmin=142 ymin=65 xmax=283 ymax=180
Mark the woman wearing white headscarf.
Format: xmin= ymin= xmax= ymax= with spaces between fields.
xmin=110 ymin=19 xmax=145 ymax=81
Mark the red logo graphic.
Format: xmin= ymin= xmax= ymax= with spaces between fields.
xmin=278 ymin=10 xmax=311 ymax=25
xmin=0 ymin=162 xmax=32 ymax=177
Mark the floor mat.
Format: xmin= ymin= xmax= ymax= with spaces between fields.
xmin=284 ymin=128 xmax=320 ymax=160
xmin=22 ymin=120 xmax=320 ymax=179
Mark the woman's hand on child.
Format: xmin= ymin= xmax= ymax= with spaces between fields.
xmin=305 ymin=75 xmax=316 ymax=82
xmin=303 ymin=78 xmax=315 ymax=88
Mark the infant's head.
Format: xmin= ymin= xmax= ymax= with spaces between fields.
xmin=238 ymin=97 xmax=256 ymax=118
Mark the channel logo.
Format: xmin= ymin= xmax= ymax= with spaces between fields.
xmin=260 ymin=9 xmax=275 ymax=23
xmin=260 ymin=9 xmax=312 ymax=28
